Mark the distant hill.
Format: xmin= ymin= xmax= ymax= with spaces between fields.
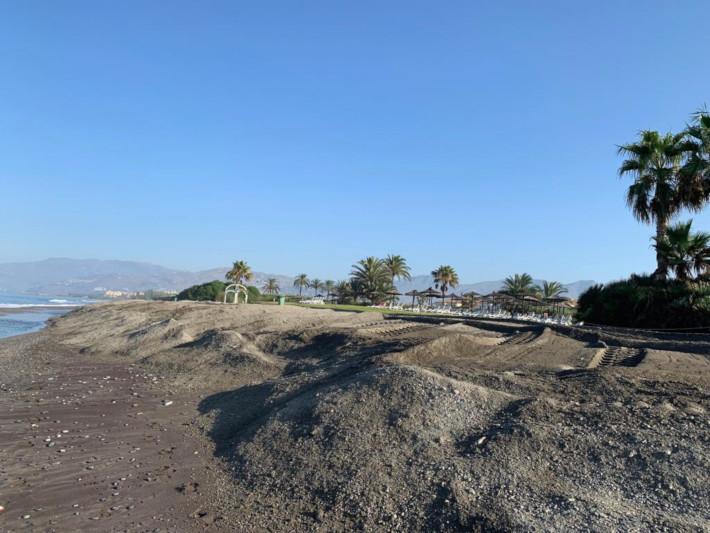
xmin=0 ymin=258 xmax=284 ymax=296
xmin=0 ymin=258 xmax=597 ymax=298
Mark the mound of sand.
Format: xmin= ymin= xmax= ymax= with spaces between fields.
xmin=36 ymin=301 xmax=710 ymax=531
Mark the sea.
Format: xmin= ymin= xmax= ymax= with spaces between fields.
xmin=0 ymin=292 xmax=102 ymax=339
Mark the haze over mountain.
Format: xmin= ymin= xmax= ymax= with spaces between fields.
xmin=0 ymin=258 xmax=596 ymax=298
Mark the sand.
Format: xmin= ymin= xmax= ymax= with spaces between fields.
xmin=1 ymin=300 xmax=708 ymax=531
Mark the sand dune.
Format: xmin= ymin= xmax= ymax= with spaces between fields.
xmin=1 ymin=301 xmax=708 ymax=531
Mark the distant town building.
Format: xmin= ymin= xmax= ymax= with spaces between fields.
xmin=104 ymin=290 xmax=130 ymax=297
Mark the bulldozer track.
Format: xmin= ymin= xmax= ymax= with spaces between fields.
xmin=501 ymin=331 xmax=540 ymax=346
xmin=597 ymin=346 xmax=646 ymax=367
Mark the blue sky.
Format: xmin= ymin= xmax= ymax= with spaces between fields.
xmin=1 ymin=1 xmax=709 ymax=283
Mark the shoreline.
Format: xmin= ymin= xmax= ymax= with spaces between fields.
xmin=0 ymin=305 xmax=82 ymax=316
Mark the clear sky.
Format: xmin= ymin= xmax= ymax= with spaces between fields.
xmin=1 ymin=1 xmax=709 ymax=283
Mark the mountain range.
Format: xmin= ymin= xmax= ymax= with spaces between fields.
xmin=0 ymin=258 xmax=597 ymax=298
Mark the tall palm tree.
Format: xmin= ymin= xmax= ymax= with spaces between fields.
xmin=350 ymin=257 xmax=389 ymax=304
xmin=431 ymin=265 xmax=459 ymax=303
xmin=535 ymin=280 xmax=569 ymax=299
xmin=679 ymin=107 xmax=710 ymax=211
xmin=324 ymin=280 xmax=335 ymax=301
xmin=310 ymin=278 xmax=323 ymax=297
xmin=618 ymin=130 xmax=690 ymax=280
xmin=335 ymin=280 xmax=353 ymax=304
xmin=349 ymin=278 xmax=365 ymax=305
xmin=383 ymin=254 xmax=412 ymax=286
xmin=226 ymin=260 xmax=253 ymax=285
xmin=501 ymin=273 xmax=535 ymax=296
xmin=261 ymin=278 xmax=281 ymax=295
xmin=652 ymin=219 xmax=710 ymax=281
xmin=293 ymin=274 xmax=309 ymax=296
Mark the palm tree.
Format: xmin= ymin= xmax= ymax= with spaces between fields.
xmin=431 ymin=265 xmax=459 ymax=303
xmin=383 ymin=254 xmax=412 ymax=286
xmin=293 ymin=274 xmax=309 ymax=297
xmin=349 ymin=278 xmax=365 ymax=305
xmin=618 ymin=130 xmax=691 ymax=280
xmin=310 ymin=278 xmax=323 ymax=297
xmin=679 ymin=107 xmax=710 ymax=212
xmin=383 ymin=254 xmax=411 ymax=304
xmin=501 ymin=273 xmax=535 ymax=297
xmin=335 ymin=280 xmax=353 ymax=304
xmin=535 ymin=280 xmax=569 ymax=299
xmin=226 ymin=260 xmax=253 ymax=285
xmin=652 ymin=219 xmax=710 ymax=281
xmin=261 ymin=278 xmax=280 ymax=295
xmin=324 ymin=280 xmax=335 ymax=301
xmin=350 ymin=257 xmax=389 ymax=304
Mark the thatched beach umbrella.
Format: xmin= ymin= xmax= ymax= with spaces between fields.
xmin=462 ymin=291 xmax=482 ymax=309
xmin=386 ymin=287 xmax=403 ymax=303
xmin=420 ymin=287 xmax=442 ymax=306
xmin=516 ymin=294 xmax=543 ymax=313
xmin=544 ymin=295 xmax=570 ymax=315
xmin=484 ymin=291 xmax=511 ymax=312
xmin=404 ymin=289 xmax=420 ymax=307
xmin=556 ymin=299 xmax=575 ymax=316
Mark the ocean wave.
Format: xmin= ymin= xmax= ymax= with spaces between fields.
xmin=49 ymin=299 xmax=70 ymax=303
xmin=0 ymin=303 xmax=81 ymax=309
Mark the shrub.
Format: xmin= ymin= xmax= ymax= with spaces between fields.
xmin=177 ymin=280 xmax=227 ymax=301
xmin=576 ymin=274 xmax=710 ymax=329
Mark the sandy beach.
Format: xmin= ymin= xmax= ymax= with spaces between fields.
xmin=1 ymin=301 xmax=709 ymax=531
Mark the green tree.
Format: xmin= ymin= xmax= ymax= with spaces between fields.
xmin=226 ymin=260 xmax=254 ymax=285
xmin=431 ymin=265 xmax=459 ymax=302
xmin=535 ymin=280 xmax=569 ymax=299
xmin=349 ymin=278 xmax=365 ymax=305
xmin=293 ymin=274 xmax=309 ymax=296
xmin=618 ymin=130 xmax=692 ymax=280
xmin=679 ymin=108 xmax=710 ymax=210
xmin=246 ymin=285 xmax=261 ymax=303
xmin=261 ymin=278 xmax=281 ymax=295
xmin=350 ymin=257 xmax=389 ymax=304
xmin=383 ymin=254 xmax=412 ymax=286
xmin=501 ymin=273 xmax=535 ymax=297
xmin=310 ymin=278 xmax=323 ymax=296
xmin=324 ymin=280 xmax=335 ymax=301
xmin=177 ymin=280 xmax=226 ymax=301
xmin=652 ymin=219 xmax=710 ymax=281
xmin=334 ymin=280 xmax=353 ymax=304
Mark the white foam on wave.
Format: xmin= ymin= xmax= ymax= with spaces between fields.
xmin=0 ymin=303 xmax=80 ymax=309
xmin=49 ymin=299 xmax=70 ymax=303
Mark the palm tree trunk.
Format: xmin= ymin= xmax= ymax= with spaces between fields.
xmin=654 ymin=215 xmax=670 ymax=281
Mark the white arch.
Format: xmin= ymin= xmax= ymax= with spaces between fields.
xmin=224 ymin=283 xmax=248 ymax=304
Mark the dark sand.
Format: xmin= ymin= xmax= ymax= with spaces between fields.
xmin=1 ymin=301 xmax=709 ymax=532
xmin=0 ymin=335 xmax=231 ymax=532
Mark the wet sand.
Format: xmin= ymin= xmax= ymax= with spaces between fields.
xmin=0 ymin=335 xmax=231 ymax=532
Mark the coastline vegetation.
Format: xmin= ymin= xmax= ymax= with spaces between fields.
xmin=577 ymin=107 xmax=710 ymax=329
xmin=174 ymin=109 xmax=709 ymax=330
